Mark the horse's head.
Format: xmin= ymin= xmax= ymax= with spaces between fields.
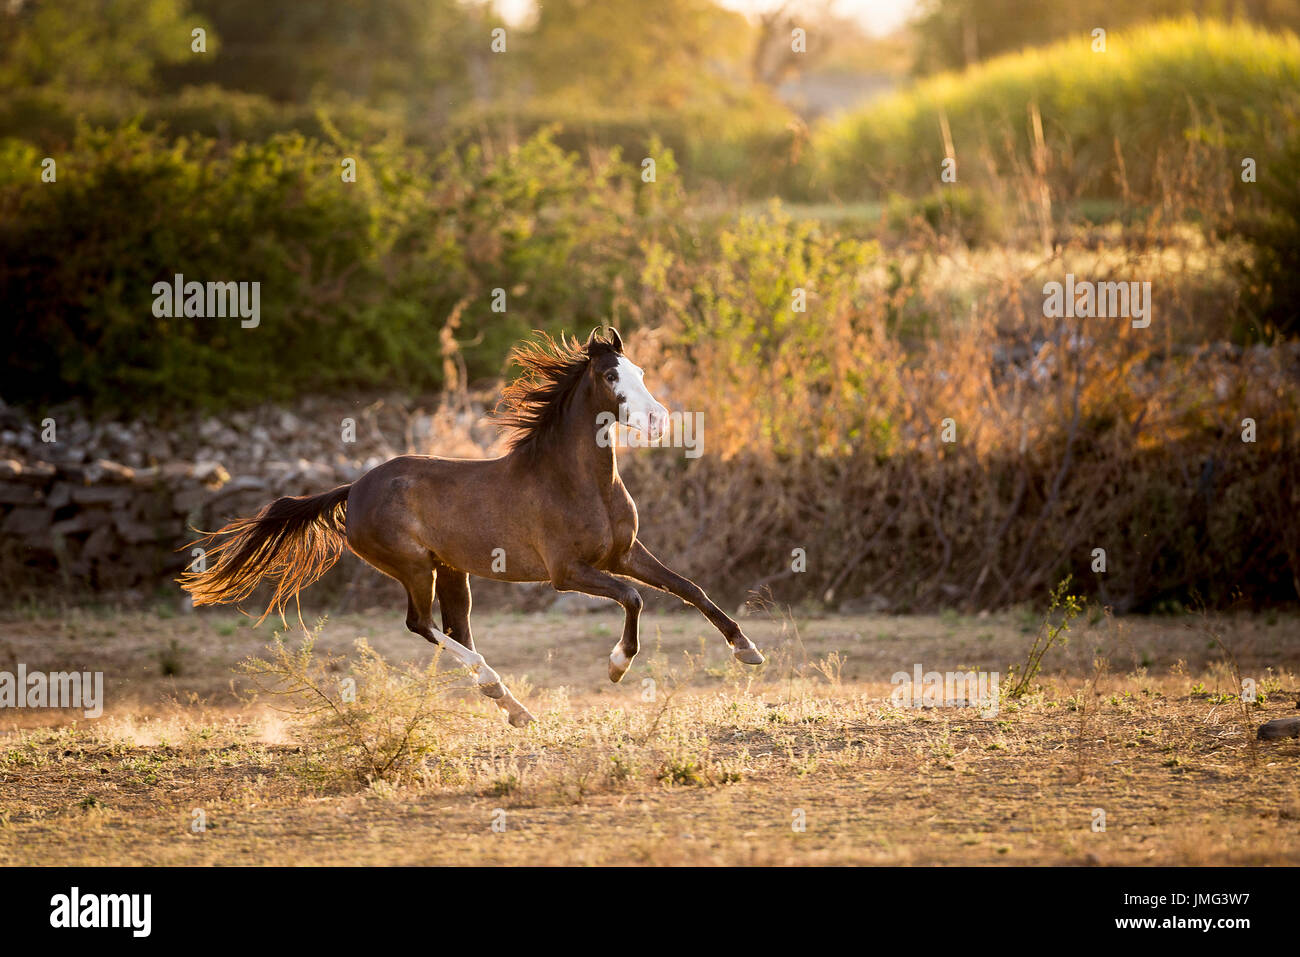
xmin=586 ymin=327 xmax=669 ymax=442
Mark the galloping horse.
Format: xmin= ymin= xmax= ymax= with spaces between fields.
xmin=180 ymin=328 xmax=764 ymax=726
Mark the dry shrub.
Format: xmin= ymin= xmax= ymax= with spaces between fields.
xmin=237 ymin=627 xmax=467 ymax=787
xmin=616 ymin=205 xmax=1299 ymax=612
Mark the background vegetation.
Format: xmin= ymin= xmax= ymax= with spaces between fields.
xmin=1 ymin=0 xmax=1297 ymax=611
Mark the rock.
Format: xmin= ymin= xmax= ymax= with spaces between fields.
xmin=82 ymin=459 xmax=135 ymax=484
xmin=82 ymin=524 xmax=119 ymax=562
xmin=838 ymin=594 xmax=890 ymax=615
xmin=129 ymin=466 xmax=162 ymax=487
xmin=70 ymin=485 xmax=134 ymax=507
xmin=214 ymin=474 xmax=267 ymax=492
xmin=45 ymin=482 xmax=74 ymax=509
xmin=0 ymin=459 xmax=55 ymax=481
xmin=1257 ymin=717 xmax=1300 ymax=741
xmin=172 ymin=486 xmax=210 ymax=514
xmin=1 ymin=506 xmax=51 ymax=539
xmin=192 ymin=460 xmax=231 ymax=487
xmin=0 ymin=394 xmax=506 ymax=592
xmin=51 ymin=509 xmax=112 ymax=536
xmin=0 ymin=481 xmax=42 ymax=505
xmin=115 ymin=515 xmax=172 ymax=544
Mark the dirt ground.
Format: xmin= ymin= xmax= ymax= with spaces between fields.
xmin=0 ymin=599 xmax=1297 ymax=865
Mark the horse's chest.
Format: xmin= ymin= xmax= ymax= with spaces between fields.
xmin=606 ymin=489 xmax=638 ymax=550
xmin=586 ymin=483 xmax=637 ymax=562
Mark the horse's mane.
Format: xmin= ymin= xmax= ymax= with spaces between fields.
xmin=497 ymin=331 xmax=617 ymax=455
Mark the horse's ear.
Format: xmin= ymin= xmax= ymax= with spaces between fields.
xmin=607 ymin=327 xmax=624 ymax=353
xmin=584 ymin=327 xmax=601 ymax=352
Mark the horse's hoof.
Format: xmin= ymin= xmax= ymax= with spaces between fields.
xmin=733 ymin=646 xmax=765 ymax=666
xmin=509 ymin=709 xmax=536 ymax=728
xmin=609 ymin=649 xmax=633 ymax=683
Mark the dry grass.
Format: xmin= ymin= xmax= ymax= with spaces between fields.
xmin=0 ymin=603 xmax=1296 ymax=865
xmin=619 ymin=208 xmax=1300 ymax=612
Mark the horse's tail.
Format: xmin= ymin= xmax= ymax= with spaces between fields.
xmin=178 ymin=484 xmax=352 ymax=621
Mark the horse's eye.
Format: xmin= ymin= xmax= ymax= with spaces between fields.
xmin=605 ymin=371 xmax=618 ymax=383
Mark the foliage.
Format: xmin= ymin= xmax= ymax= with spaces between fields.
xmin=1005 ymin=578 xmax=1084 ymax=699
xmin=0 ymin=125 xmax=653 ymax=410
xmin=815 ymin=19 xmax=1300 ymax=202
xmin=886 ymin=187 xmax=1003 ymax=246
xmin=619 ymin=210 xmax=1300 ymax=612
xmin=636 ymin=203 xmax=884 ymax=458
xmin=237 ymin=628 xmax=466 ymax=786
xmin=165 ymin=0 xmax=489 ymax=114
xmin=909 ymin=0 xmax=1300 ymax=74
xmin=523 ymin=0 xmax=754 ymax=110
xmin=1233 ymin=121 xmax=1300 ymax=340
xmin=0 ymin=0 xmax=206 ymax=92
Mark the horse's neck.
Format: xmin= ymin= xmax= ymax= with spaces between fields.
xmin=557 ymin=383 xmax=619 ymax=489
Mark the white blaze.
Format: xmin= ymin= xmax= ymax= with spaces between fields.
xmin=612 ymin=356 xmax=668 ymax=440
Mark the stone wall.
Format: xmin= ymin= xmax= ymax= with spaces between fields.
xmin=0 ymin=394 xmax=503 ymax=595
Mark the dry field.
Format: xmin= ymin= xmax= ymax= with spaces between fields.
xmin=0 ymin=599 xmax=1297 ymax=866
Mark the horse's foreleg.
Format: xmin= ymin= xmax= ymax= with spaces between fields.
xmin=614 ymin=541 xmax=764 ymax=665
xmin=551 ymin=562 xmax=644 ymax=683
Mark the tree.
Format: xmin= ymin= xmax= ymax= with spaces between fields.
xmin=0 ymin=0 xmax=203 ymax=91
xmin=524 ymin=0 xmax=754 ymax=109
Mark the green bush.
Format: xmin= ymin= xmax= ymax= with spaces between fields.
xmin=886 ymin=186 xmax=1003 ymax=246
xmin=0 ymin=125 xmax=659 ymax=411
xmin=636 ymin=202 xmax=886 ymax=458
xmin=456 ymin=99 xmax=810 ymax=199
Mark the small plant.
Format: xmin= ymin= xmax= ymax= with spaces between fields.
xmin=657 ymin=755 xmax=706 ymax=787
xmin=1005 ymin=578 xmax=1083 ymax=700
xmin=238 ymin=625 xmax=468 ymax=787
xmin=489 ymin=774 xmax=520 ymax=797
xmin=809 ymin=651 xmax=847 ymax=688
xmin=607 ymin=752 xmax=637 ymax=784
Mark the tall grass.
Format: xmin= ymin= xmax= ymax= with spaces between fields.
xmin=813 ymin=18 xmax=1300 ymax=203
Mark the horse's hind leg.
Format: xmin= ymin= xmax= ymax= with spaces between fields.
xmin=417 ymin=571 xmax=532 ymax=727
xmin=365 ymin=547 xmax=533 ymax=727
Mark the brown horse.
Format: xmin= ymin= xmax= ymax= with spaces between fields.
xmin=180 ymin=328 xmax=764 ymax=726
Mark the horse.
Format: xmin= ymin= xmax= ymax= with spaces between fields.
xmin=179 ymin=327 xmax=765 ymax=726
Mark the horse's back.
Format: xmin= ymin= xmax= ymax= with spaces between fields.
xmin=345 ymin=454 xmax=550 ymax=580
